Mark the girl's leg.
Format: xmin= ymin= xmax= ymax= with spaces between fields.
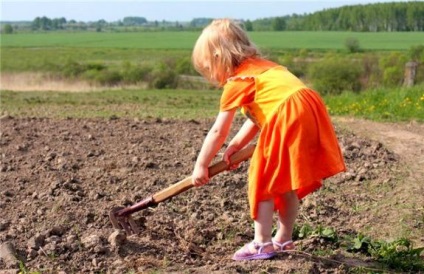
xmin=236 ymin=199 xmax=275 ymax=255
xmin=274 ymin=191 xmax=299 ymax=248
xmin=233 ymin=197 xmax=274 ymax=260
xmin=254 ymin=199 xmax=274 ymax=244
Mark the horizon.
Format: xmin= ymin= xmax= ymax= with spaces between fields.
xmin=0 ymin=0 xmax=412 ymax=23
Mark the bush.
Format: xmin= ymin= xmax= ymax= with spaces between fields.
xmin=308 ymin=57 xmax=363 ymax=95
xmin=407 ymin=45 xmax=424 ymax=85
xmin=121 ymin=61 xmax=151 ymax=84
xmin=408 ymin=44 xmax=424 ymax=61
xmin=62 ymin=60 xmax=106 ymax=79
xmin=175 ymin=57 xmax=196 ymax=75
xmin=147 ymin=61 xmax=179 ymax=89
xmin=383 ymin=66 xmax=403 ymax=86
xmin=345 ymin=37 xmax=361 ymax=53
xmin=361 ymin=53 xmax=381 ymax=89
xmin=95 ymin=70 xmax=122 ymax=86
xmin=2 ymin=24 xmax=13 ymax=34
xmin=62 ymin=60 xmax=86 ymax=78
xmin=379 ymin=52 xmax=408 ymax=87
xmin=279 ymin=53 xmax=307 ymax=78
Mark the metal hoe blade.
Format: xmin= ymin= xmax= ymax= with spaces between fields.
xmin=109 ymin=207 xmax=140 ymax=235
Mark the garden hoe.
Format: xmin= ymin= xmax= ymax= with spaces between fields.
xmin=109 ymin=144 xmax=255 ymax=235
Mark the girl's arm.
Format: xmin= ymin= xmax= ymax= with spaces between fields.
xmin=192 ymin=109 xmax=236 ymax=186
xmin=223 ymin=119 xmax=259 ymax=165
xmin=228 ymin=119 xmax=259 ymax=149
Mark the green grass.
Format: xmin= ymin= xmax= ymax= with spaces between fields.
xmin=2 ymin=31 xmax=422 ymax=74
xmin=1 ymin=31 xmax=422 ymax=50
xmin=0 ymin=89 xmax=221 ymax=119
xmin=1 ymin=85 xmax=423 ymax=122
xmin=324 ymin=84 xmax=424 ymax=122
xmin=0 ymin=47 xmax=190 ymax=72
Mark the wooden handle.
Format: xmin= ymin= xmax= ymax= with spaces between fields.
xmin=153 ymin=144 xmax=255 ymax=203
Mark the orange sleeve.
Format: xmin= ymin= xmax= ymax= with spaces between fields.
xmin=220 ymin=78 xmax=255 ymax=112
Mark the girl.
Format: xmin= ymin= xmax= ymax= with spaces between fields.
xmin=191 ymin=19 xmax=346 ymax=261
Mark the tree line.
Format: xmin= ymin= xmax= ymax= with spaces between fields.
xmin=1 ymin=2 xmax=423 ymax=33
xmin=252 ymin=2 xmax=424 ymax=31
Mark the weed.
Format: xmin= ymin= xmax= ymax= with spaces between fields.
xmin=293 ymin=224 xmax=424 ymax=272
xmin=18 ymin=260 xmax=42 ymax=274
xmin=369 ymin=238 xmax=424 ymax=271
xmin=346 ymin=233 xmax=372 ymax=253
xmin=292 ymin=223 xmax=337 ymax=242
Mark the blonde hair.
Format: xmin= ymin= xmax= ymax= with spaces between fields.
xmin=192 ymin=19 xmax=260 ymax=86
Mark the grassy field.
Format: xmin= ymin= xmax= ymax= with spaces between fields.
xmin=1 ymin=84 xmax=423 ymax=122
xmin=324 ymin=84 xmax=424 ymax=122
xmin=0 ymin=47 xmax=189 ymax=72
xmin=2 ymin=31 xmax=423 ymax=50
xmin=1 ymin=31 xmax=423 ymax=122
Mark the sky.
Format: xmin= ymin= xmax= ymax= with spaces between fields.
xmin=0 ymin=0 xmax=412 ymax=22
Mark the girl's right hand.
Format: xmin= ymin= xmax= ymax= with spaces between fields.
xmin=192 ymin=165 xmax=209 ymax=187
xmin=223 ymin=145 xmax=241 ymax=170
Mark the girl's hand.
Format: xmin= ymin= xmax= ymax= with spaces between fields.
xmin=223 ymin=145 xmax=241 ymax=170
xmin=192 ymin=165 xmax=209 ymax=187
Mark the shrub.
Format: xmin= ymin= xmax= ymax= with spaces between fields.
xmin=83 ymin=68 xmax=122 ymax=86
xmin=62 ymin=60 xmax=106 ymax=79
xmin=408 ymin=44 xmax=424 ymax=62
xmin=175 ymin=57 xmax=196 ymax=75
xmin=279 ymin=53 xmax=307 ymax=78
xmin=383 ymin=66 xmax=403 ymax=86
xmin=121 ymin=61 xmax=151 ymax=84
xmin=361 ymin=53 xmax=382 ymax=89
xmin=2 ymin=24 xmax=13 ymax=34
xmin=148 ymin=62 xmax=178 ymax=89
xmin=86 ymin=63 xmax=107 ymax=71
xmin=345 ymin=37 xmax=361 ymax=53
xmin=408 ymin=45 xmax=424 ymax=84
xmin=95 ymin=70 xmax=122 ymax=86
xmin=379 ymin=52 xmax=408 ymax=87
xmin=308 ymin=57 xmax=363 ymax=95
xmin=62 ymin=60 xmax=86 ymax=78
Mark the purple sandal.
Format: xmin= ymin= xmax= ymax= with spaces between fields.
xmin=273 ymin=239 xmax=294 ymax=253
xmin=232 ymin=241 xmax=276 ymax=261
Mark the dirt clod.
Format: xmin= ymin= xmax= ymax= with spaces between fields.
xmin=0 ymin=242 xmax=19 ymax=268
xmin=108 ymin=230 xmax=127 ymax=248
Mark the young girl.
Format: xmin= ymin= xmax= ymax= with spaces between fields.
xmin=191 ymin=19 xmax=346 ymax=261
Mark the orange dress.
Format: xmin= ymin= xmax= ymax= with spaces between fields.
xmin=220 ymin=58 xmax=346 ymax=219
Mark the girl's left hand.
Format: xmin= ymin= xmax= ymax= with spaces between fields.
xmin=192 ymin=165 xmax=209 ymax=187
xmin=223 ymin=145 xmax=241 ymax=170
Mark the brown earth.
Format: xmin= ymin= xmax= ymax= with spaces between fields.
xmin=0 ymin=116 xmax=423 ymax=273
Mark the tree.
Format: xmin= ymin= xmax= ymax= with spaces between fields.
xmin=190 ymin=18 xmax=213 ymax=28
xmin=122 ymin=17 xmax=147 ymax=26
xmin=244 ymin=20 xmax=253 ymax=31
xmin=272 ymin=17 xmax=286 ymax=31
xmin=3 ymin=24 xmax=13 ymax=34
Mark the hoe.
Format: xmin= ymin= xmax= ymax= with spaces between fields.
xmin=109 ymin=144 xmax=255 ymax=235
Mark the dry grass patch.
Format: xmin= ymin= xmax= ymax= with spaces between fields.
xmin=0 ymin=72 xmax=145 ymax=92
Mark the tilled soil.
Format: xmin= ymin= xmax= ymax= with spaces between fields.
xmin=0 ymin=116 xmax=406 ymax=273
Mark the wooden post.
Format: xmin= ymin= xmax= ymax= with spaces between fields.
xmin=403 ymin=61 xmax=418 ymax=87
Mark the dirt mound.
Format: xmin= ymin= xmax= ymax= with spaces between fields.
xmin=0 ymin=117 xmax=403 ymax=273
